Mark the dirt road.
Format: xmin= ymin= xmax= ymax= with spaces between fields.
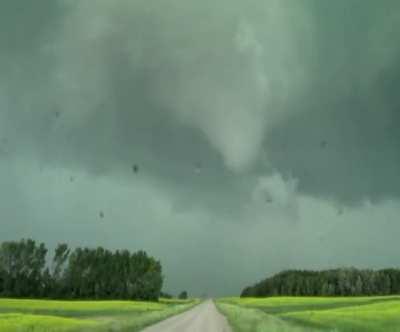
xmin=142 ymin=300 xmax=232 ymax=332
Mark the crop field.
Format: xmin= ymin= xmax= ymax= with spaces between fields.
xmin=0 ymin=298 xmax=197 ymax=332
xmin=216 ymin=296 xmax=400 ymax=332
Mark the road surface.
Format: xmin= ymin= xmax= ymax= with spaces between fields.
xmin=142 ymin=300 xmax=232 ymax=332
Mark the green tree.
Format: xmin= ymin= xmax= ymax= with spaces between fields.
xmin=0 ymin=239 xmax=164 ymax=300
xmin=354 ymin=275 xmax=362 ymax=295
xmin=0 ymin=239 xmax=48 ymax=297
xmin=178 ymin=291 xmax=188 ymax=300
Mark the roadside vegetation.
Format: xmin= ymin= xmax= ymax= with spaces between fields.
xmin=241 ymin=268 xmax=400 ymax=297
xmin=0 ymin=239 xmax=163 ymax=301
xmin=216 ymin=296 xmax=400 ymax=332
xmin=0 ymin=297 xmax=198 ymax=332
xmin=0 ymin=239 xmax=200 ymax=331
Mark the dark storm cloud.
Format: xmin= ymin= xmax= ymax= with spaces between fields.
xmin=2 ymin=0 xmax=304 ymax=170
xmin=264 ymin=0 xmax=400 ymax=204
xmin=1 ymin=0 xmax=298 ymax=217
xmin=1 ymin=0 xmax=400 ymax=296
xmin=0 ymin=0 xmax=232 ymax=217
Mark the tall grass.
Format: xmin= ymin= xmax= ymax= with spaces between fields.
xmin=216 ymin=296 xmax=400 ymax=332
xmin=282 ymin=299 xmax=400 ymax=332
xmin=216 ymin=302 xmax=321 ymax=332
xmin=0 ymin=298 xmax=198 ymax=332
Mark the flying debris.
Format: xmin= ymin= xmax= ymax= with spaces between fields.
xmin=132 ymin=164 xmax=139 ymax=173
xmin=265 ymin=192 xmax=273 ymax=204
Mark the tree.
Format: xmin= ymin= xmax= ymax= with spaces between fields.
xmin=241 ymin=267 xmax=400 ymax=298
xmin=160 ymin=292 xmax=173 ymax=299
xmin=0 ymin=239 xmax=164 ymax=301
xmin=178 ymin=291 xmax=188 ymax=300
xmin=355 ymin=276 xmax=363 ymax=295
xmin=52 ymin=244 xmax=70 ymax=280
xmin=0 ymin=239 xmax=47 ymax=297
xmin=0 ymin=268 xmax=4 ymax=294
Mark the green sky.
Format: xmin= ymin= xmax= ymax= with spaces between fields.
xmin=1 ymin=0 xmax=400 ymax=296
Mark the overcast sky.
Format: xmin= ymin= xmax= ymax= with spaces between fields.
xmin=1 ymin=0 xmax=400 ymax=296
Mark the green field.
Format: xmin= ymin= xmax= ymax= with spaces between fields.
xmin=0 ymin=298 xmax=197 ymax=332
xmin=216 ymin=296 xmax=400 ymax=332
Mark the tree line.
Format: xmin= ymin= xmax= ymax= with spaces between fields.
xmin=0 ymin=239 xmax=163 ymax=301
xmin=241 ymin=268 xmax=400 ymax=297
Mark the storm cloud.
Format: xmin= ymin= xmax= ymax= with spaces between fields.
xmin=1 ymin=0 xmax=400 ymax=296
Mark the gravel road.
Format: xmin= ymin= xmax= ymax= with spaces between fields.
xmin=142 ymin=300 xmax=232 ymax=332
